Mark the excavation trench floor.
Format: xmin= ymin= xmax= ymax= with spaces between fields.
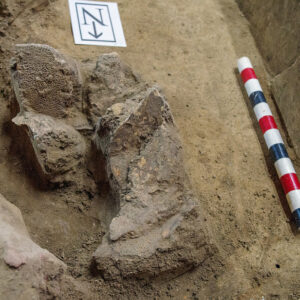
xmin=0 ymin=0 xmax=300 ymax=298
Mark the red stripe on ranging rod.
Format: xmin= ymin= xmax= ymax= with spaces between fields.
xmin=241 ymin=68 xmax=257 ymax=83
xmin=280 ymin=173 xmax=300 ymax=195
xmin=238 ymin=56 xmax=300 ymax=229
xmin=258 ymin=115 xmax=278 ymax=134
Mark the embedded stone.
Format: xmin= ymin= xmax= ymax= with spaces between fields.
xmin=93 ymin=88 xmax=215 ymax=280
xmin=12 ymin=112 xmax=86 ymax=185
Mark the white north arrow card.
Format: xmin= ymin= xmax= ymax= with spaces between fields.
xmin=68 ymin=0 xmax=126 ymax=47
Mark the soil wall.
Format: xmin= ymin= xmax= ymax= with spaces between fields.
xmin=237 ymin=0 xmax=300 ymax=158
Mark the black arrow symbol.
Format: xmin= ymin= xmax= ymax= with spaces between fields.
xmin=88 ymin=21 xmax=103 ymax=39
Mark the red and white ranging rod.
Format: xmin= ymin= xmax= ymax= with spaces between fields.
xmin=237 ymin=57 xmax=300 ymax=229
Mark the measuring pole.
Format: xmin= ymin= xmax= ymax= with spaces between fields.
xmin=237 ymin=57 xmax=300 ymax=229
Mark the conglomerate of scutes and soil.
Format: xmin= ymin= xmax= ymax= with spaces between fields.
xmin=0 ymin=39 xmax=219 ymax=298
xmin=6 ymin=42 xmax=217 ymax=296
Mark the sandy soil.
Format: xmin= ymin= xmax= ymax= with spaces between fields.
xmin=0 ymin=0 xmax=300 ymax=298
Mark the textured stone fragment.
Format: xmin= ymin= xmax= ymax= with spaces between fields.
xmin=10 ymin=44 xmax=88 ymax=185
xmin=12 ymin=112 xmax=86 ymax=184
xmin=10 ymin=43 xmax=87 ymax=128
xmin=84 ymin=52 xmax=148 ymax=126
xmin=0 ymin=193 xmax=67 ymax=299
xmin=93 ymin=88 xmax=215 ymax=280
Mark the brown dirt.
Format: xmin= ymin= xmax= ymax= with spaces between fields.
xmin=0 ymin=0 xmax=300 ymax=299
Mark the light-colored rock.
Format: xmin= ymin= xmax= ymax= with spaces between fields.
xmin=93 ymin=88 xmax=215 ymax=280
xmin=0 ymin=193 xmax=67 ymax=299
